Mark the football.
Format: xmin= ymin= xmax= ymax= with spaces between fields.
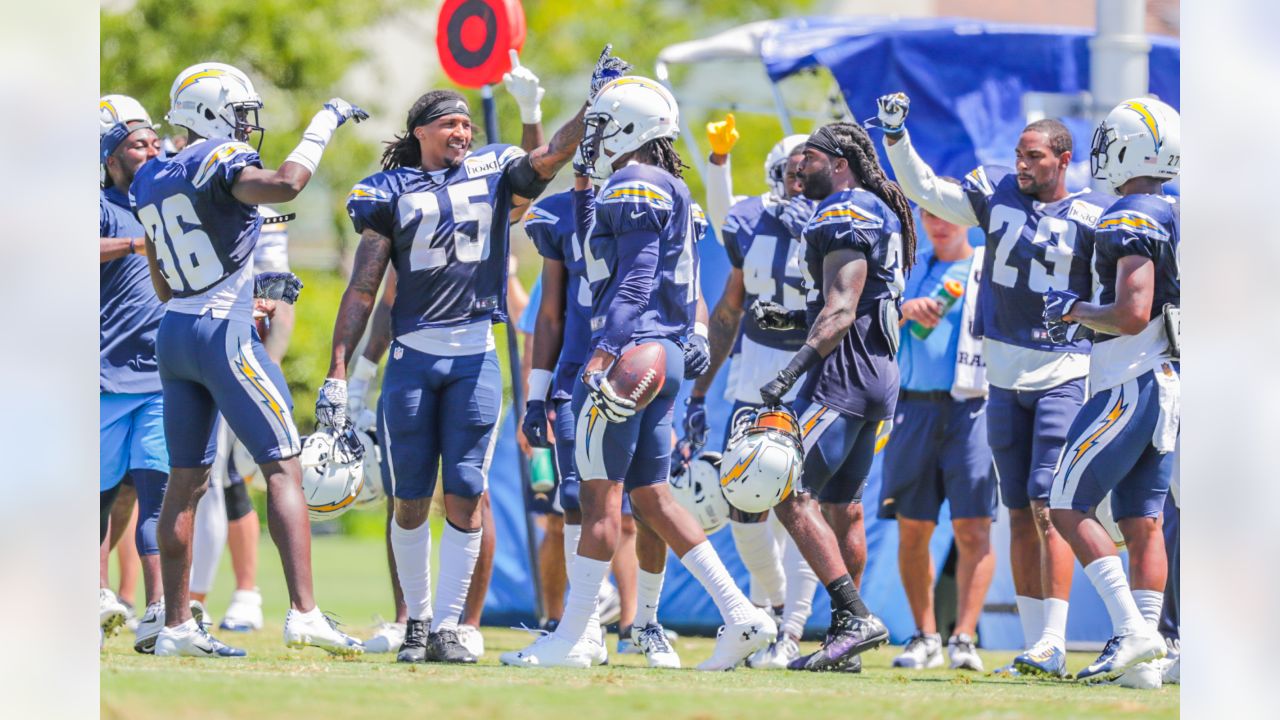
xmin=607 ymin=342 xmax=666 ymax=410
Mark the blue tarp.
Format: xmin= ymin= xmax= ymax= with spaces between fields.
xmin=482 ymin=16 xmax=1177 ymax=649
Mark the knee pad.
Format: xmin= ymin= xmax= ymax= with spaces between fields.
xmin=225 ymin=480 xmax=255 ymax=522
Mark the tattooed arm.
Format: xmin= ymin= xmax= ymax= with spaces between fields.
xmin=325 ymin=228 xmax=393 ymax=381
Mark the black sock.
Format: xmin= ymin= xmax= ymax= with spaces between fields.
xmin=826 ymin=575 xmax=869 ymax=617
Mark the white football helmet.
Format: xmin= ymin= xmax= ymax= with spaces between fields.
xmin=230 ymin=438 xmax=264 ymax=492
xmin=166 ymin=62 xmax=263 ymax=145
xmin=298 ymin=429 xmax=365 ymax=522
xmin=669 ymin=452 xmax=730 ymax=534
xmin=719 ymin=407 xmax=803 ymax=514
xmin=354 ymin=429 xmax=384 ymax=506
xmin=100 ymin=95 xmax=152 ymax=137
xmin=1090 ymin=97 xmax=1180 ymax=193
xmin=765 ymin=134 xmax=809 ymax=200
xmin=581 ymin=76 xmax=679 ymax=180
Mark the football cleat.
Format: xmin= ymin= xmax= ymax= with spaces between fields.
xmin=597 ymin=582 xmax=622 ymax=627
xmin=1013 ymin=639 xmax=1068 ymax=678
xmin=396 ymin=619 xmax=428 ymax=663
xmin=1106 ymin=660 xmax=1163 ymax=689
xmin=219 ymin=588 xmax=264 ymax=632
xmin=948 ymin=633 xmax=984 ymax=672
xmin=283 ymin=608 xmax=363 ymax=657
xmin=747 ymin=634 xmax=801 ymax=669
xmin=892 ymin=632 xmax=943 ymax=669
xmin=992 ymin=662 xmax=1022 ymax=677
xmin=121 ymin=599 xmax=139 ymax=633
xmin=500 ymin=631 xmax=595 ymax=668
xmin=426 ymin=628 xmax=478 ymax=664
xmin=1076 ymin=631 xmax=1166 ymax=684
xmin=696 ymin=609 xmax=777 ymax=671
xmin=788 ymin=610 xmax=888 ymax=672
xmin=154 ymin=618 xmax=246 ymax=658
xmin=100 ymin=588 xmax=128 ymax=638
xmin=633 ymin=623 xmax=681 ymax=669
xmin=133 ymin=600 xmax=206 ymax=654
xmin=1160 ymin=637 xmax=1180 ymax=684
xmin=191 ymin=599 xmax=211 ymax=629
xmin=364 ymin=622 xmax=406 ymax=654
xmin=456 ymin=624 xmax=485 ymax=658
xmin=837 ymin=654 xmax=863 ymax=673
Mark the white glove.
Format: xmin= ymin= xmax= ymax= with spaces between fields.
xmin=323 ymin=97 xmax=369 ymax=127
xmin=503 ymin=50 xmax=545 ymax=125
xmin=876 ymin=92 xmax=910 ymax=136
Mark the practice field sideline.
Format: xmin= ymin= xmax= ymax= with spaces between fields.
xmin=100 ymin=535 xmax=1178 ymax=719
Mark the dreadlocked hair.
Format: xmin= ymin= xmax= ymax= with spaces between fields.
xmin=633 ymin=137 xmax=688 ymax=179
xmin=823 ymin=121 xmax=918 ymax=272
xmin=380 ymin=90 xmax=468 ymax=170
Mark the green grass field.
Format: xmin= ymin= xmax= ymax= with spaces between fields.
xmin=101 ymin=535 xmax=1178 ymax=719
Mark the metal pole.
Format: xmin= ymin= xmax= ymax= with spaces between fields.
xmin=482 ymin=82 xmax=546 ymax=622
xmin=1090 ymin=0 xmax=1151 ymax=190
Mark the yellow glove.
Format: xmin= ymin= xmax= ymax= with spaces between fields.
xmin=706 ymin=113 xmax=739 ymax=156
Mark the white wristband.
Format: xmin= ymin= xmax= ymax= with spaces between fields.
xmin=284 ymin=108 xmax=340 ymax=173
xmin=528 ymin=368 xmax=553 ymax=401
xmin=693 ymin=322 xmax=709 ymax=339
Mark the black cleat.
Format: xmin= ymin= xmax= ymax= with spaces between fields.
xmin=788 ymin=610 xmax=888 ymax=672
xmin=837 ymin=654 xmax=863 ymax=673
xmin=427 ymin=628 xmax=478 ymax=664
xmin=396 ymin=618 xmax=428 ymax=663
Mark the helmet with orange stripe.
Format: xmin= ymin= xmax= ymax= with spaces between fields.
xmin=298 ymin=428 xmax=366 ymax=522
xmin=719 ymin=406 xmax=805 ymax=514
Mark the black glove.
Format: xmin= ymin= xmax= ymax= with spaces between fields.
xmin=522 ymin=400 xmax=552 ymax=449
xmin=751 ymin=299 xmax=807 ymax=332
xmin=759 ymin=369 xmax=799 ymax=407
xmin=254 ymin=272 xmax=303 ymax=304
xmin=683 ymin=334 xmax=710 ymax=379
xmin=588 ymin=44 xmax=632 ymax=102
xmin=682 ymin=396 xmax=708 ymax=453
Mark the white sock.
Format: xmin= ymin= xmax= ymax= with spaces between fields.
xmin=781 ymin=535 xmax=817 ymax=640
xmin=730 ymin=520 xmax=786 ymax=607
xmin=1083 ymin=556 xmax=1145 ymax=637
xmin=1015 ymin=596 xmax=1044 ymax=649
xmin=555 ymin=555 xmax=608 ymax=643
xmin=680 ymin=541 xmax=756 ymax=626
xmin=1040 ymin=598 xmax=1069 ymax=649
xmin=431 ymin=523 xmax=482 ymax=633
xmin=1132 ymin=589 xmax=1164 ymax=629
xmin=189 ymin=474 xmax=227 ymax=595
xmin=390 ymin=519 xmax=432 ymax=622
xmin=634 ymin=569 xmax=665 ymax=628
xmin=563 ymin=523 xmax=582 ymax=577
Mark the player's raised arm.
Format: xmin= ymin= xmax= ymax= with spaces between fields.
xmin=231 ymin=98 xmax=368 ymax=205
xmin=875 ymin=93 xmax=980 ymax=227
xmin=703 ymin=114 xmax=738 ymax=232
xmin=504 ymin=49 xmax=546 ymax=151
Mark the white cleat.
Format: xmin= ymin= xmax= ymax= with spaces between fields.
xmin=747 ymin=634 xmax=801 ymax=669
xmin=1077 ymin=630 xmax=1167 ymax=684
xmin=947 ymin=633 xmax=984 ymax=671
xmin=500 ymin=631 xmax=595 ymax=668
xmin=597 ymin=582 xmax=622 ymax=627
xmin=696 ymin=610 xmax=777 ymax=671
xmin=134 ymin=600 xmax=206 ymax=654
xmin=100 ymin=588 xmax=128 ymax=639
xmin=893 ymin=632 xmax=944 ymax=669
xmin=1107 ymin=660 xmax=1164 ymax=689
xmin=364 ymin=622 xmax=406 ymax=654
xmin=154 ymin=619 xmax=247 ymax=658
xmin=283 ymin=608 xmax=364 ymax=657
xmin=1160 ymin=637 xmax=1180 ymax=684
xmin=219 ymin=588 xmax=264 ymax=632
xmin=633 ymin=623 xmax=681 ymax=669
xmin=456 ymin=624 xmax=486 ymax=658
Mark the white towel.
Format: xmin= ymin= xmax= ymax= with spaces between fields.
xmin=951 ymin=246 xmax=988 ymax=400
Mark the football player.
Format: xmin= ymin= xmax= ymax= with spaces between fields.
xmin=319 ymin=41 xmax=604 ymax=662
xmin=756 ymin=121 xmax=914 ymax=671
xmin=98 ymin=95 xmax=168 ymax=644
xmin=683 ymin=122 xmax=822 ymax=669
xmin=1043 ymin=98 xmax=1180 ymax=685
xmin=502 ymin=76 xmax=775 ymax=670
xmin=131 ymin=62 xmax=365 ymax=658
xmin=877 ymin=93 xmax=1112 ymax=676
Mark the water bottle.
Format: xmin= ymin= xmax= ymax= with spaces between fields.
xmin=909 ymin=278 xmax=964 ymax=340
xmin=530 ymin=447 xmax=556 ymax=493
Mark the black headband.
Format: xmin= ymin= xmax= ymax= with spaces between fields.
xmin=805 ymin=126 xmax=845 ymax=160
xmin=409 ymin=96 xmax=471 ymax=130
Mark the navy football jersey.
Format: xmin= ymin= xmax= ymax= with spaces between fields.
xmin=722 ymin=194 xmax=807 ymax=350
xmin=585 ymin=164 xmax=699 ymax=355
xmin=1093 ymin=194 xmax=1180 ymax=328
xmin=130 ymin=139 xmax=263 ymax=299
xmin=100 ymin=186 xmax=164 ymax=394
xmin=525 ymin=190 xmax=591 ymax=367
xmin=346 ymin=144 xmax=525 ymax=337
xmin=961 ymin=164 xmax=1113 ymax=352
xmin=798 ymin=188 xmax=904 ymax=420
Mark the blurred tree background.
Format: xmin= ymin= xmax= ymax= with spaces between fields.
xmin=101 ymin=0 xmax=825 ymax=434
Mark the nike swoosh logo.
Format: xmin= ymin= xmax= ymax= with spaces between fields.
xmin=969 ymin=408 xmax=985 ymax=419
xmin=834 ymin=230 xmax=851 ymax=239
xmin=630 ymin=210 xmax=646 ymax=219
